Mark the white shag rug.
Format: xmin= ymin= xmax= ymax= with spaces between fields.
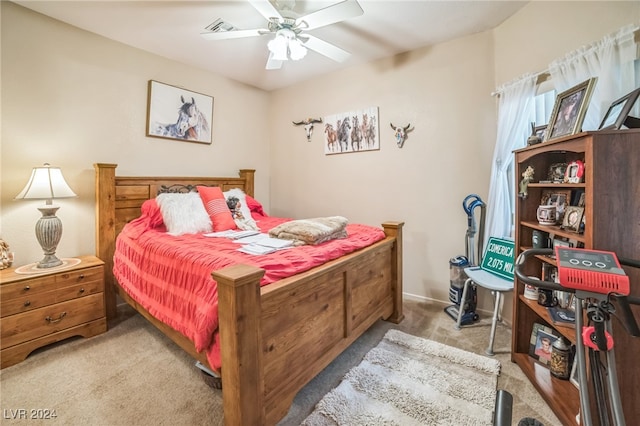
xmin=302 ymin=329 xmax=501 ymax=426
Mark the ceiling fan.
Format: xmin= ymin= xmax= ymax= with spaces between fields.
xmin=201 ymin=0 xmax=363 ymax=70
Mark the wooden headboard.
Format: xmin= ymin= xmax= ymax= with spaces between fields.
xmin=94 ymin=163 xmax=255 ymax=319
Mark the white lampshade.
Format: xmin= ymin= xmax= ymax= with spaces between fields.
xmin=14 ymin=163 xmax=77 ymax=268
xmin=15 ymin=163 xmax=77 ymax=203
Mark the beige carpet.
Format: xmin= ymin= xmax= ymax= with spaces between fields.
xmin=0 ymin=299 xmax=560 ymax=425
xmin=302 ymin=329 xmax=501 ymax=425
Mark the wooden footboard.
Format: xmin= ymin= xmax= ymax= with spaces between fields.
xmin=94 ymin=163 xmax=403 ymax=425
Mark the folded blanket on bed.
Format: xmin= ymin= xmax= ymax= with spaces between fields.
xmin=268 ymin=216 xmax=348 ymax=246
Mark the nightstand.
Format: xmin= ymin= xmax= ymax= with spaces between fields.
xmin=0 ymin=255 xmax=107 ymax=368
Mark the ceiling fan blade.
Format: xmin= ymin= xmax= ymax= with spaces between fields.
xmin=248 ymin=0 xmax=283 ymax=21
xmin=301 ymin=34 xmax=350 ymax=63
xmin=297 ymin=0 xmax=363 ymax=31
xmin=200 ymin=29 xmax=266 ymax=40
xmin=266 ymin=52 xmax=283 ymax=70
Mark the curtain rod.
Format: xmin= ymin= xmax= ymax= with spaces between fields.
xmin=491 ymin=69 xmax=549 ymax=97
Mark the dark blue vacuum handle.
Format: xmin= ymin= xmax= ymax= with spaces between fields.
xmin=463 ymin=194 xmax=484 ymax=227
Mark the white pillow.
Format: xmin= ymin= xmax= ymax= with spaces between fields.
xmin=224 ymin=188 xmax=259 ymax=231
xmin=156 ymin=192 xmax=212 ymax=236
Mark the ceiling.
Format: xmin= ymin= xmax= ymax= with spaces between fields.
xmin=14 ymin=0 xmax=527 ymax=91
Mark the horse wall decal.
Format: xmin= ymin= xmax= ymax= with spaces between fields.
xmin=151 ymin=96 xmax=209 ymax=141
xmin=324 ymin=123 xmax=338 ymax=152
xmin=351 ymin=115 xmax=363 ymax=151
xmin=337 ymin=117 xmax=351 ymax=152
xmin=293 ymin=118 xmax=323 ymax=142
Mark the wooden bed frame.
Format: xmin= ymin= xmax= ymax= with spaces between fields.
xmin=94 ymin=163 xmax=404 ymax=425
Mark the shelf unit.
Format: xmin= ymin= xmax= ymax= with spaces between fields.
xmin=512 ymin=129 xmax=640 ymax=425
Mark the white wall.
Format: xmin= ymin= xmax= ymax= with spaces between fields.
xmin=268 ymin=31 xmax=497 ymax=303
xmin=0 ymin=2 xmax=271 ymax=267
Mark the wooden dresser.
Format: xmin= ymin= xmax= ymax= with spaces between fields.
xmin=0 ymin=255 xmax=107 ymax=368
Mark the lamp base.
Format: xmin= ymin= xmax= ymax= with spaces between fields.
xmin=35 ymin=206 xmax=64 ymax=269
xmin=38 ymin=254 xmax=63 ymax=269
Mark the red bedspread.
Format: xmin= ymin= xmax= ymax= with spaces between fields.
xmin=113 ymin=204 xmax=385 ymax=370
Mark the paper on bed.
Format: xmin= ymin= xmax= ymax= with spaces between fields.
xmin=233 ymin=233 xmax=294 ymax=248
xmin=203 ymin=230 xmax=259 ymax=239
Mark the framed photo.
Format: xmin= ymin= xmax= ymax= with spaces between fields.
xmin=545 ymin=77 xmax=598 ymax=142
xmin=146 ymin=80 xmax=213 ymax=144
xmin=562 ymin=206 xmax=584 ymax=232
xmin=564 ymin=160 xmax=584 ymax=183
xmin=598 ymin=87 xmax=640 ymax=130
xmin=547 ymin=163 xmax=568 ymax=183
xmin=324 ymin=106 xmax=379 ymax=155
xmin=529 ymin=324 xmax=559 ymax=366
xmin=541 ymin=189 xmax=571 ymax=221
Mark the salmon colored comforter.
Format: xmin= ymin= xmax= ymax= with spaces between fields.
xmin=112 ymin=200 xmax=385 ymax=369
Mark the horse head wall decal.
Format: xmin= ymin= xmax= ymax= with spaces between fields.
xmin=293 ymin=118 xmax=323 ymax=142
xmin=390 ymin=123 xmax=412 ymax=148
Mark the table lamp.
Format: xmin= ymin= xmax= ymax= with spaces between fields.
xmin=14 ymin=163 xmax=77 ymax=268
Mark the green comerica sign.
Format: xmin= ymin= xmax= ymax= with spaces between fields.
xmin=481 ymin=237 xmax=515 ymax=280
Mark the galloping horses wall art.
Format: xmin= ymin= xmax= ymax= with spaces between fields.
xmin=323 ymin=106 xmax=379 ymax=155
xmin=146 ymin=80 xmax=213 ymax=144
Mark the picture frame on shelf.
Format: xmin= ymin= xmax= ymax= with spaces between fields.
xmin=562 ymin=206 xmax=584 ymax=233
xmin=529 ymin=326 xmax=560 ymax=366
xmin=598 ymin=87 xmax=640 ymax=130
xmin=564 ymin=160 xmax=584 ymax=183
xmin=544 ymin=77 xmax=598 ymax=142
xmin=547 ymin=163 xmax=568 ymax=183
xmin=541 ymin=189 xmax=572 ymax=221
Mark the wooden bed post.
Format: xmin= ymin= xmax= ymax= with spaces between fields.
xmin=94 ymin=163 xmax=118 ymax=321
xmin=382 ymin=221 xmax=405 ymax=324
xmin=238 ymin=169 xmax=255 ymax=197
xmin=212 ymin=264 xmax=266 ymax=426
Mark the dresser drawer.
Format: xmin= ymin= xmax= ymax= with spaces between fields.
xmin=56 ymin=279 xmax=104 ymax=303
xmin=0 ymin=293 xmax=104 ymax=348
xmin=1 ymin=289 xmax=58 ymax=318
xmin=56 ymin=266 xmax=103 ymax=288
xmin=0 ymin=275 xmax=52 ymax=300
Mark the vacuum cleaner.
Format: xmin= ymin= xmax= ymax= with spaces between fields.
xmin=444 ymin=194 xmax=486 ymax=325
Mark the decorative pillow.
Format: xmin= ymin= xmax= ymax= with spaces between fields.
xmin=155 ymin=192 xmax=212 ymax=236
xmin=224 ymin=188 xmax=259 ymax=231
xmin=245 ymin=194 xmax=267 ymax=217
xmin=197 ymin=186 xmax=237 ymax=232
xmin=141 ymin=199 xmax=166 ymax=231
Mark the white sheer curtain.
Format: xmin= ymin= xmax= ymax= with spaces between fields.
xmin=484 ymin=74 xmax=537 ymax=246
xmin=549 ymin=24 xmax=640 ymax=130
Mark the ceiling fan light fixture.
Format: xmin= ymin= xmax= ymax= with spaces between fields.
xmin=288 ymin=38 xmax=307 ymax=60
xmin=267 ymin=33 xmax=289 ymax=61
xmin=267 ymin=28 xmax=307 ymax=62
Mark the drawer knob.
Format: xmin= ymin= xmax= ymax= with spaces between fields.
xmin=45 ymin=312 xmax=67 ymax=324
xmin=79 ymin=274 xmax=85 ymax=279
xmin=79 ymin=288 xmax=85 ymax=294
xmin=24 ymin=300 xmax=31 ymax=307
xmin=23 ymin=285 xmax=30 ymax=291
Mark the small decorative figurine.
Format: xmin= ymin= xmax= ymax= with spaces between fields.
xmin=390 ymin=123 xmax=411 ymax=148
xmin=0 ymin=239 xmax=13 ymax=270
xmin=527 ymin=122 xmax=542 ymax=146
xmin=292 ymin=118 xmax=323 ymax=142
xmin=519 ymin=166 xmax=535 ymax=199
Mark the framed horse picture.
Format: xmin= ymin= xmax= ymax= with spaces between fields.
xmin=146 ymin=80 xmax=213 ymax=144
xmin=323 ymin=106 xmax=379 ymax=155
